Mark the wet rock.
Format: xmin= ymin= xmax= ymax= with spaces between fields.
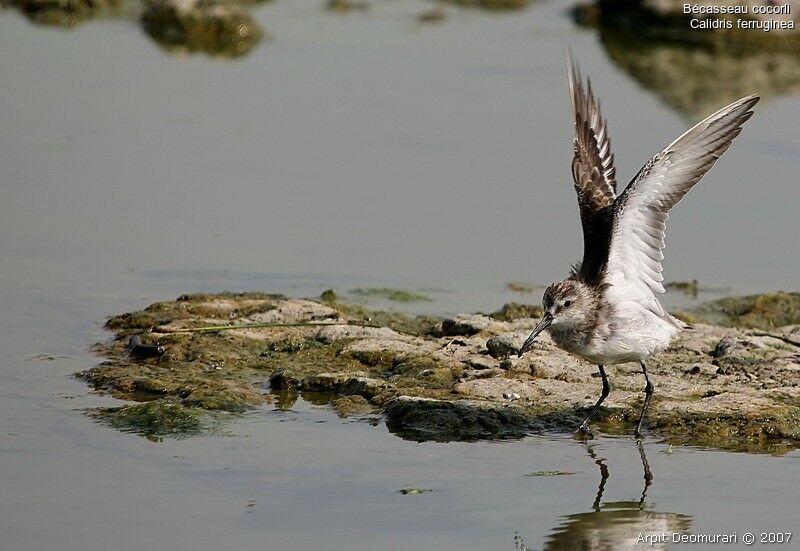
xmin=6 ymin=0 xmax=121 ymax=27
xmin=302 ymin=372 xmax=394 ymax=400
xmin=141 ymin=0 xmax=263 ymax=58
xmin=90 ymin=399 xmax=206 ymax=441
xmin=301 ymin=372 xmax=350 ymax=392
xmin=319 ymin=289 xmax=338 ymax=303
xmin=269 ymin=368 xmax=301 ymax=390
xmin=332 ymin=395 xmax=375 ymax=417
xmin=696 ymin=292 xmax=800 ymax=330
xmin=490 ymin=302 xmax=543 ymax=322
xmin=127 ymin=335 xmax=165 ymax=359
xmin=463 ymin=355 xmax=498 ymax=370
xmin=384 ymin=396 xmax=530 ymax=441
xmin=441 ymin=314 xmax=495 ymax=336
xmin=486 ymin=331 xmax=528 ymax=359
xmin=337 ymin=376 xmax=395 ymax=399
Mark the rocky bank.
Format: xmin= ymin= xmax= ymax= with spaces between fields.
xmin=81 ymin=291 xmax=800 ymax=452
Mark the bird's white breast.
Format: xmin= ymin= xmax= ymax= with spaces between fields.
xmin=574 ymin=301 xmax=680 ymax=365
xmin=553 ymin=301 xmax=679 ymax=365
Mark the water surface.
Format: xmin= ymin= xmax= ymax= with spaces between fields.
xmin=1 ymin=0 xmax=799 ymax=549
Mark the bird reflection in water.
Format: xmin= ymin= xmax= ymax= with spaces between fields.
xmin=516 ymin=441 xmax=692 ymax=551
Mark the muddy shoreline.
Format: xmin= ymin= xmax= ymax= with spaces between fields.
xmin=81 ymin=291 xmax=800 ymax=452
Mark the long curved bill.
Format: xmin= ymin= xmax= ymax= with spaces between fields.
xmin=518 ymin=313 xmax=553 ymax=358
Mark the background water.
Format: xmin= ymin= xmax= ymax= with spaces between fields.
xmin=1 ymin=0 xmax=799 ymax=549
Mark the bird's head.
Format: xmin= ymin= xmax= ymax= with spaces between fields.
xmin=518 ymin=278 xmax=594 ymax=357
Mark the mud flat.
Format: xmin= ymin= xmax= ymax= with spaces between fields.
xmin=81 ymin=291 xmax=800 ymax=452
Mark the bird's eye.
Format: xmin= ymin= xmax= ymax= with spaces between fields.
xmin=564 ymin=300 xmax=572 ymax=308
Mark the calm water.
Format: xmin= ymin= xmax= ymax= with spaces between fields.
xmin=1 ymin=0 xmax=799 ymax=549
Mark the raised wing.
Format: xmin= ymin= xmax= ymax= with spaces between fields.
xmin=567 ymin=53 xmax=618 ymax=283
xmin=603 ymin=94 xmax=759 ymax=317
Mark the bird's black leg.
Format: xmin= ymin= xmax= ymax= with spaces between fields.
xmin=635 ymin=360 xmax=654 ymax=437
xmin=576 ymin=365 xmax=610 ymax=434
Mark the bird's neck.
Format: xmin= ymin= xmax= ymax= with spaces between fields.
xmin=549 ymin=317 xmax=596 ymax=350
xmin=548 ymin=287 xmax=604 ymax=350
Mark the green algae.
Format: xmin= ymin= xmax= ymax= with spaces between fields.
xmin=653 ymin=408 xmax=800 ymax=455
xmin=693 ymin=292 xmax=800 ymax=330
xmin=349 ymin=287 xmax=432 ymax=303
xmin=90 ymin=400 xmax=208 ymax=441
xmin=332 ymin=301 xmax=440 ymax=336
xmin=490 ymin=302 xmax=544 ymax=322
xmin=141 ymin=0 xmax=264 ymax=59
xmin=332 ymin=395 xmax=375 ymax=417
xmin=320 ymin=289 xmax=338 ymax=303
xmin=384 ymin=398 xmax=531 ymax=442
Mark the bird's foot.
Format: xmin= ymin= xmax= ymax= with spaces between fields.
xmin=634 ymin=425 xmax=646 ymax=439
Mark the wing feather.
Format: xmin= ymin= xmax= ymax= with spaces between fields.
xmin=566 ymin=52 xmax=618 ymax=283
xmin=603 ymin=94 xmax=759 ymax=317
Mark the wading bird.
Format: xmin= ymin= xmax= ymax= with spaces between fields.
xmin=517 ymin=54 xmax=759 ymax=436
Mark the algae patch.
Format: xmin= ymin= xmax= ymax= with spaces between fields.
xmin=490 ymin=302 xmax=543 ymax=322
xmin=141 ymin=0 xmax=263 ymax=58
xmin=693 ymin=292 xmax=800 ymax=330
xmin=90 ymin=400 xmax=208 ymax=441
xmin=349 ymin=287 xmax=432 ymax=303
